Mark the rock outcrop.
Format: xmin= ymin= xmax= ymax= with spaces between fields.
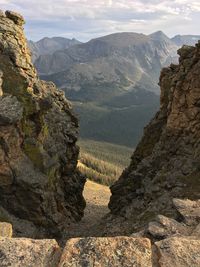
xmin=0 ymin=10 xmax=86 ymax=238
xmin=108 ymin=42 xmax=200 ymax=234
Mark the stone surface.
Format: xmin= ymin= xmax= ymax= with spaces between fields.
xmin=173 ymin=198 xmax=200 ymax=225
xmin=0 ymin=70 xmax=3 ymax=96
xmin=108 ymin=42 xmax=200 ymax=234
xmin=0 ymin=237 xmax=61 ymax=267
xmin=192 ymin=223 xmax=200 ymax=237
xmin=147 ymin=215 xmax=189 ymax=239
xmin=0 ymin=223 xmax=12 ymax=238
xmin=0 ymin=11 xmax=86 ymax=238
xmin=59 ymin=237 xmax=152 ymax=267
xmin=155 ymin=237 xmax=200 ymax=267
xmin=5 ymin=10 xmax=24 ymax=26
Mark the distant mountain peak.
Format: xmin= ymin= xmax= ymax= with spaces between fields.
xmin=149 ymin=31 xmax=171 ymax=41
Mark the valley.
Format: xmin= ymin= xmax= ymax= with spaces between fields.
xmin=78 ymin=139 xmax=133 ymax=185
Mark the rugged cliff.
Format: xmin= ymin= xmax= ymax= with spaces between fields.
xmin=0 ymin=11 xmax=85 ymax=238
xmin=109 ymin=42 xmax=200 ymax=234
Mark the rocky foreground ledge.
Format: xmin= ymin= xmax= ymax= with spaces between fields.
xmin=0 ymin=198 xmax=199 ymax=266
xmin=0 ymin=10 xmax=85 ymax=238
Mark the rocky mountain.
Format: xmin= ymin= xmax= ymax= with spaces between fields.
xmin=36 ymin=31 xmax=178 ymax=96
xmin=34 ymin=31 xmax=200 ymax=102
xmin=28 ymin=37 xmax=81 ymax=63
xmin=0 ymin=11 xmax=85 ymax=238
xmin=108 ymin=42 xmax=200 ymax=234
xmin=172 ymin=34 xmax=200 ymax=47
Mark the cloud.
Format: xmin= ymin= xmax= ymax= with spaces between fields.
xmin=0 ymin=0 xmax=200 ymax=41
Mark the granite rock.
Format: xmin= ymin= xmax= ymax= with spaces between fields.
xmin=0 ymin=237 xmax=61 ymax=267
xmin=155 ymin=237 xmax=200 ymax=267
xmin=59 ymin=237 xmax=152 ymax=267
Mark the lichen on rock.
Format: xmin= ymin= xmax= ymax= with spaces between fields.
xmin=0 ymin=10 xmax=86 ymax=238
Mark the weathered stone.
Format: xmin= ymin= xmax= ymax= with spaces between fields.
xmin=108 ymin=39 xmax=200 ymax=234
xmin=0 ymin=222 xmax=12 ymax=237
xmin=59 ymin=237 xmax=152 ymax=267
xmin=173 ymin=198 xmax=200 ymax=225
xmin=192 ymin=223 xmax=200 ymax=237
xmin=5 ymin=10 xmax=24 ymax=26
xmin=0 ymin=11 xmax=86 ymax=238
xmin=155 ymin=237 xmax=200 ymax=267
xmin=147 ymin=215 xmax=190 ymax=239
xmin=0 ymin=237 xmax=61 ymax=267
xmin=0 ymin=96 xmax=23 ymax=125
xmin=0 ymin=70 xmax=3 ymax=96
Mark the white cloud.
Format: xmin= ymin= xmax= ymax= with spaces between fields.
xmin=0 ymin=0 xmax=199 ymax=40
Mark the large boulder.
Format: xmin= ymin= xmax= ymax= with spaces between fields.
xmin=108 ymin=42 xmax=200 ymax=234
xmin=0 ymin=10 xmax=86 ymax=238
xmin=59 ymin=237 xmax=152 ymax=267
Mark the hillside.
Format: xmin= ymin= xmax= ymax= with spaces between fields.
xmin=73 ymin=93 xmax=159 ymax=146
xmin=78 ymin=139 xmax=133 ymax=185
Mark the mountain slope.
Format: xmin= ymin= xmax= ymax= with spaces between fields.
xmin=33 ymin=32 xmax=200 ymax=147
xmin=171 ymin=34 xmax=200 ymax=46
xmin=36 ymin=31 xmax=178 ymax=97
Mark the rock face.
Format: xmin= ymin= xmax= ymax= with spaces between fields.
xmin=109 ymin=42 xmax=200 ymax=234
xmin=59 ymin=237 xmax=152 ymax=267
xmin=0 ymin=10 xmax=86 ymax=238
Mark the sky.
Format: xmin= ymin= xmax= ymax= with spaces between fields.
xmin=0 ymin=0 xmax=200 ymax=42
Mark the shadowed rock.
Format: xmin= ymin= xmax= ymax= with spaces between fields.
xmin=0 ymin=10 xmax=86 ymax=238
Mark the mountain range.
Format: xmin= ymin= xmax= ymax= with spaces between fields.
xmin=28 ymin=37 xmax=81 ymax=62
xmin=29 ymin=32 xmax=200 ymax=147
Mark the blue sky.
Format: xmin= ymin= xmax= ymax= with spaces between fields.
xmin=1 ymin=0 xmax=200 ymax=41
